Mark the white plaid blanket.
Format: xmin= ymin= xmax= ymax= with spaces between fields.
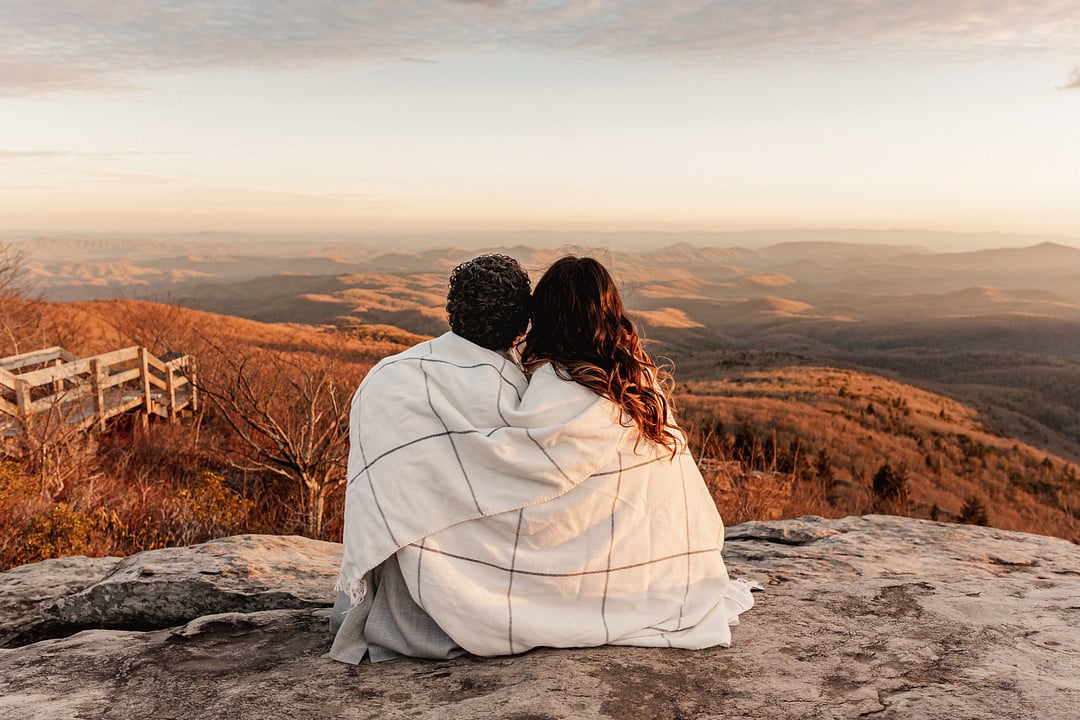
xmin=337 ymin=331 xmax=753 ymax=656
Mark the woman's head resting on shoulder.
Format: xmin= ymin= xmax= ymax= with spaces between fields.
xmin=521 ymin=255 xmax=683 ymax=456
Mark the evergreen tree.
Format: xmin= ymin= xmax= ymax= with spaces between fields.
xmin=958 ymin=496 xmax=989 ymax=526
xmin=872 ymin=462 xmax=909 ymax=513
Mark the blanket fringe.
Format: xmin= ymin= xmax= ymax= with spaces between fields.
xmin=334 ymin=574 xmax=368 ymax=607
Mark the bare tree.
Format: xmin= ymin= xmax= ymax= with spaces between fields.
xmin=0 ymin=242 xmax=78 ymax=356
xmin=196 ymin=340 xmax=359 ymax=539
xmin=17 ymin=400 xmax=100 ymax=499
xmin=0 ymin=242 xmax=39 ymax=356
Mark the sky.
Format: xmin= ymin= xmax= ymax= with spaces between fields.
xmin=1 ymin=1 xmax=1079 ymax=241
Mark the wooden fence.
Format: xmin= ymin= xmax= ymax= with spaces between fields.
xmin=0 ymin=346 xmax=197 ymax=437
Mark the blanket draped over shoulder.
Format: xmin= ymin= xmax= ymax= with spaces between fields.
xmin=337 ymin=332 xmax=753 ymax=656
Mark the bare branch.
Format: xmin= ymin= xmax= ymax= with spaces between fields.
xmin=192 ymin=335 xmax=356 ymax=538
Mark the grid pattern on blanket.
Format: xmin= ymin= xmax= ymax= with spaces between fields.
xmin=335 ymin=332 xmax=754 ymax=658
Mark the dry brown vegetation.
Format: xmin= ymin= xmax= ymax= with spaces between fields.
xmin=675 ymin=363 xmax=1080 ymax=541
xmin=1 ymin=295 xmax=414 ymax=570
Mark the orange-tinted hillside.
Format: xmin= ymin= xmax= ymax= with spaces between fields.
xmin=674 ymin=358 xmax=1080 ymax=542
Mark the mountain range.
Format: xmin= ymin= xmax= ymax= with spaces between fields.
xmin=12 ymin=234 xmax=1080 ymax=539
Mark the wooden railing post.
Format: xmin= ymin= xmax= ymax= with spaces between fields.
xmin=138 ymin=347 xmax=152 ymax=430
xmin=15 ymin=379 xmax=31 ymax=419
xmin=52 ymin=357 xmax=64 ymax=396
xmin=189 ymin=359 xmax=199 ymax=413
xmin=90 ymin=358 xmax=106 ymax=432
xmin=165 ymin=365 xmax=177 ymax=422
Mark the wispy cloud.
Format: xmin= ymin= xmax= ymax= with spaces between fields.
xmin=0 ymin=148 xmax=177 ymax=160
xmin=0 ymin=149 xmax=70 ymax=159
xmin=1065 ymin=67 xmax=1080 ymax=89
xmin=2 ymin=1 xmax=1078 ymax=94
xmin=446 ymin=0 xmax=514 ymax=6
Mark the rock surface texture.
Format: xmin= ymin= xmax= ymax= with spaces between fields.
xmin=1 ymin=516 xmax=1077 ymax=720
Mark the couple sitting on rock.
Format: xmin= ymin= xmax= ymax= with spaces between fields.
xmin=330 ymin=254 xmax=754 ymax=663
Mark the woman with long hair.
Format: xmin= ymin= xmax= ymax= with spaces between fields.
xmin=520 ymin=255 xmax=683 ymax=455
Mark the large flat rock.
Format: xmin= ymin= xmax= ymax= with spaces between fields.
xmin=1 ymin=515 xmax=1078 ymax=719
xmin=0 ymin=555 xmax=122 ymax=648
xmin=0 ymin=534 xmax=341 ymax=647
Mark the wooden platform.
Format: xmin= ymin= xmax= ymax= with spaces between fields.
xmin=0 ymin=346 xmax=197 ymax=439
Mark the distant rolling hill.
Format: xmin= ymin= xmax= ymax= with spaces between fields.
xmin=20 ymin=237 xmax=1080 ymax=467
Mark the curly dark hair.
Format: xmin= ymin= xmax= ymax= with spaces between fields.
xmin=446 ymin=254 xmax=531 ymax=351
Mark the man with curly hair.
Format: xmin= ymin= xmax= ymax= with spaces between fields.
xmin=444 ymin=253 xmax=532 ymax=352
xmin=331 ymin=254 xmax=532 ymax=662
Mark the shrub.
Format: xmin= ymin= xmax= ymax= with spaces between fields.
xmin=957 ymin=496 xmax=989 ymax=526
xmin=872 ymin=462 xmax=909 ymax=513
xmin=168 ymin=472 xmax=255 ymax=546
xmin=21 ymin=503 xmax=96 ymax=561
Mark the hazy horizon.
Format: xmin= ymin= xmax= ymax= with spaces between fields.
xmin=6 ymin=226 xmax=1080 ymax=256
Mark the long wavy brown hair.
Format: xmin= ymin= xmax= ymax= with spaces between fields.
xmin=520 ymin=256 xmax=684 ymax=456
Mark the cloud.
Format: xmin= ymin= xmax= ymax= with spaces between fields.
xmin=0 ymin=148 xmax=176 ymax=160
xmin=445 ymin=0 xmax=513 ymax=6
xmin=1065 ymin=67 xmax=1080 ymax=90
xmin=0 ymin=149 xmax=71 ymax=159
xmin=2 ymin=1 xmax=1079 ymax=94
